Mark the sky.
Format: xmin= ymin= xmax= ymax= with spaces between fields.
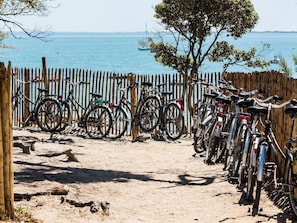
xmin=15 ymin=0 xmax=297 ymax=33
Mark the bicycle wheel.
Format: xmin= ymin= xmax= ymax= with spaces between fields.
xmin=194 ymin=115 xmax=214 ymax=154
xmin=194 ymin=127 xmax=205 ymax=154
xmin=252 ymin=142 xmax=268 ymax=216
xmin=287 ymin=164 xmax=297 ymax=218
xmin=138 ymin=95 xmax=161 ymax=132
xmin=245 ymin=136 xmax=259 ymax=201
xmin=36 ymin=98 xmax=62 ymax=132
xmin=230 ymin=124 xmax=246 ymax=178
xmin=238 ymin=129 xmax=252 ymax=189
xmin=55 ymin=101 xmax=71 ymax=132
xmin=205 ymin=119 xmax=220 ymax=164
xmin=164 ymin=102 xmax=184 ymax=140
xmin=214 ymin=136 xmax=227 ymax=163
xmin=246 ymin=163 xmax=256 ymax=201
xmin=85 ymin=105 xmax=112 ymax=139
xmin=109 ymin=106 xmax=129 ymax=139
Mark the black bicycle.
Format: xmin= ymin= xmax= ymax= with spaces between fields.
xmin=56 ymin=78 xmax=112 ymax=139
xmin=243 ymin=98 xmax=297 ymax=217
xmin=139 ymin=83 xmax=185 ymax=140
xmin=108 ymin=81 xmax=159 ymax=139
xmin=12 ymin=82 xmax=62 ymax=132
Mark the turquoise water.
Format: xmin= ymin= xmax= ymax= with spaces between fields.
xmin=0 ymin=32 xmax=297 ymax=76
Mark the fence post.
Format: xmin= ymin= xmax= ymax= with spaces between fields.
xmin=23 ymin=69 xmax=30 ymax=122
xmin=0 ymin=61 xmax=14 ymax=219
xmin=129 ymin=74 xmax=138 ymax=140
xmin=42 ymin=57 xmax=49 ymax=93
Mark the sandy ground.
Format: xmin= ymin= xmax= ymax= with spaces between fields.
xmin=11 ymin=129 xmax=292 ymax=223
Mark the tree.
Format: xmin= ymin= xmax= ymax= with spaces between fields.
xmin=149 ymin=0 xmax=269 ymax=114
xmin=0 ymin=0 xmax=54 ymax=38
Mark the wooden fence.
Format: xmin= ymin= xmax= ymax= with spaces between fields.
xmin=11 ymin=67 xmax=222 ymax=136
xmin=223 ymin=71 xmax=297 ymax=151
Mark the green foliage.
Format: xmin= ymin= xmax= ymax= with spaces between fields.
xmin=278 ymin=56 xmax=293 ymax=77
xmin=209 ymin=42 xmax=270 ymax=72
xmin=150 ymin=0 xmax=268 ymax=75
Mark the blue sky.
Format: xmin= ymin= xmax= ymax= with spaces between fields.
xmin=16 ymin=0 xmax=297 ymax=32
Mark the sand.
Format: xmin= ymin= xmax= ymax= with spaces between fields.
xmin=12 ymin=129 xmax=290 ymax=223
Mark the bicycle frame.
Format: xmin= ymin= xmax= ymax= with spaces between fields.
xmin=13 ymin=86 xmax=48 ymax=123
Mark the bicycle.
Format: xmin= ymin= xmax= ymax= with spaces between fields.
xmin=232 ymin=95 xmax=282 ymax=188
xmin=108 ymin=81 xmax=158 ymax=139
xmin=139 ymin=83 xmax=185 ymax=140
xmin=192 ymin=79 xmax=218 ymax=154
xmin=243 ymin=98 xmax=297 ymax=217
xmin=12 ymin=79 xmax=62 ymax=132
xmin=224 ymin=89 xmax=263 ymax=182
xmin=56 ymin=78 xmax=112 ymax=139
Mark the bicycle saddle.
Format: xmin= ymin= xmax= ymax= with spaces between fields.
xmin=37 ymin=88 xmax=49 ymax=93
xmin=247 ymin=106 xmax=268 ymax=115
xmin=90 ymin=93 xmax=102 ymax=98
xmin=285 ymin=105 xmax=297 ymax=115
xmin=237 ymin=98 xmax=254 ymax=108
xmin=216 ymin=96 xmax=232 ymax=105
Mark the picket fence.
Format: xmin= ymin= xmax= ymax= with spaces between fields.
xmin=11 ymin=67 xmax=222 ymax=136
xmin=223 ymin=71 xmax=297 ymax=152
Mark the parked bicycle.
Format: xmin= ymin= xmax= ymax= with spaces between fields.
xmin=107 ymin=80 xmax=157 ymax=139
xmin=139 ymin=83 xmax=185 ymax=140
xmin=12 ymin=78 xmax=62 ymax=132
xmin=242 ymin=97 xmax=297 ymax=217
xmin=56 ymin=78 xmax=112 ymax=139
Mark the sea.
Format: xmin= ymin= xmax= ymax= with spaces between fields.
xmin=0 ymin=31 xmax=297 ymax=77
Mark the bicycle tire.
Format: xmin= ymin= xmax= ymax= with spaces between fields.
xmin=287 ymin=165 xmax=297 ymax=218
xmin=85 ymin=105 xmax=112 ymax=139
xmin=252 ymin=179 xmax=262 ymax=216
xmin=194 ymin=127 xmax=205 ymax=153
xmin=205 ymin=119 xmax=220 ymax=164
xmin=238 ymin=130 xmax=252 ymax=189
xmin=231 ymin=124 xmax=246 ymax=178
xmin=109 ymin=106 xmax=129 ymax=139
xmin=215 ymin=137 xmax=227 ymax=163
xmin=36 ymin=98 xmax=62 ymax=132
xmin=164 ymin=102 xmax=185 ymax=140
xmin=251 ymin=142 xmax=268 ymax=216
xmin=193 ymin=105 xmax=207 ymax=150
xmin=202 ymin=116 xmax=216 ymax=152
xmin=138 ymin=95 xmax=161 ymax=132
xmin=55 ymin=101 xmax=71 ymax=132
xmin=246 ymin=164 xmax=256 ymax=201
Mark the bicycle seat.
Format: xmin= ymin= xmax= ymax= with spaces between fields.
xmin=228 ymin=86 xmax=238 ymax=93
xmin=90 ymin=93 xmax=102 ymax=98
xmin=141 ymin=81 xmax=153 ymax=87
xmin=237 ymin=98 xmax=254 ymax=108
xmin=285 ymin=105 xmax=297 ymax=116
xmin=37 ymin=88 xmax=49 ymax=93
xmin=230 ymin=94 xmax=239 ymax=102
xmin=161 ymin=91 xmax=172 ymax=96
xmin=204 ymin=93 xmax=217 ymax=99
xmin=216 ymin=96 xmax=232 ymax=105
xmin=247 ymin=106 xmax=268 ymax=115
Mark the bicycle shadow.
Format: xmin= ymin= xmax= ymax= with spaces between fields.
xmin=14 ymin=160 xmax=216 ymax=187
